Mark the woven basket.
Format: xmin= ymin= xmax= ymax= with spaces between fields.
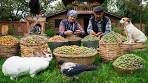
xmin=132 ymin=43 xmax=146 ymax=50
xmin=20 ymin=43 xmax=48 ymax=57
xmin=65 ymin=35 xmax=82 ymax=46
xmin=120 ymin=43 xmax=135 ymax=54
xmin=99 ymin=43 xmax=121 ymax=61
xmin=48 ymin=41 xmax=68 ymax=53
xmin=54 ymin=52 xmax=97 ymax=65
xmin=0 ymin=44 xmax=19 ymax=58
xmin=113 ymin=65 xmax=143 ymax=74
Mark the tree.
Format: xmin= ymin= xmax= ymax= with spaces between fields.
xmin=0 ymin=0 xmax=29 ymax=21
xmin=102 ymin=0 xmax=146 ymax=23
xmin=0 ymin=0 xmax=62 ymax=21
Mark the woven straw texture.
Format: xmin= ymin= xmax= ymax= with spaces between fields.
xmin=54 ymin=52 xmax=97 ymax=65
xmin=99 ymin=43 xmax=121 ymax=61
xmin=0 ymin=44 xmax=19 ymax=58
xmin=20 ymin=43 xmax=48 ymax=57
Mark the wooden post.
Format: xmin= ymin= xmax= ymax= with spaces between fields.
xmin=0 ymin=24 xmax=8 ymax=35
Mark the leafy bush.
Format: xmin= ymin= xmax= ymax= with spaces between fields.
xmin=45 ymin=28 xmax=56 ymax=37
xmin=112 ymin=25 xmax=124 ymax=34
xmin=144 ymin=22 xmax=148 ymax=36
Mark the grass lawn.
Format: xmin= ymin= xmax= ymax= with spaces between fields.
xmin=0 ymin=39 xmax=147 ymax=83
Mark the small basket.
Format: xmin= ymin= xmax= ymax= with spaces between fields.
xmin=0 ymin=44 xmax=19 ymax=58
xmin=54 ymin=52 xmax=97 ymax=65
xmin=99 ymin=43 xmax=121 ymax=61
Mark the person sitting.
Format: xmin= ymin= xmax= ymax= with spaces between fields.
xmin=30 ymin=23 xmax=41 ymax=34
xmin=87 ymin=6 xmax=112 ymax=37
xmin=59 ymin=10 xmax=84 ymax=37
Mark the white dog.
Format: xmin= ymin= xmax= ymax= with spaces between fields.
xmin=120 ymin=17 xmax=147 ymax=43
xmin=2 ymin=52 xmax=53 ymax=80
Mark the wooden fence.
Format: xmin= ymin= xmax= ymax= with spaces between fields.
xmin=0 ymin=21 xmax=29 ymax=36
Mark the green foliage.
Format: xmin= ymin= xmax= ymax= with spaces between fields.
xmin=142 ymin=5 xmax=148 ymax=24
xmin=102 ymin=0 xmax=147 ymax=23
xmin=0 ymin=0 xmax=29 ymax=21
xmin=45 ymin=28 xmax=56 ymax=37
xmin=112 ymin=25 xmax=124 ymax=35
xmin=0 ymin=0 xmax=65 ymax=21
xmin=144 ymin=23 xmax=148 ymax=36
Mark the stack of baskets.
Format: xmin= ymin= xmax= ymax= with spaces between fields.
xmin=53 ymin=45 xmax=98 ymax=65
xmin=20 ymin=35 xmax=49 ymax=57
xmin=0 ymin=36 xmax=19 ymax=58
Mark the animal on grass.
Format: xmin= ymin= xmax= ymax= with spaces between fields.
xmin=58 ymin=60 xmax=97 ymax=80
xmin=2 ymin=52 xmax=53 ymax=80
xmin=120 ymin=17 xmax=147 ymax=43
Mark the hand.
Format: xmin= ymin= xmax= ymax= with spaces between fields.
xmin=64 ymin=30 xmax=73 ymax=35
xmin=96 ymin=32 xmax=103 ymax=36
xmin=74 ymin=30 xmax=81 ymax=35
xmin=90 ymin=31 xmax=96 ymax=35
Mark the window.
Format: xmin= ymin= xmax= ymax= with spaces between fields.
xmin=55 ymin=19 xmax=62 ymax=28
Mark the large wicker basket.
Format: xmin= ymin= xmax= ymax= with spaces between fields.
xmin=20 ymin=35 xmax=49 ymax=57
xmin=99 ymin=43 xmax=121 ymax=61
xmin=54 ymin=52 xmax=97 ymax=65
xmin=20 ymin=43 xmax=48 ymax=57
xmin=0 ymin=44 xmax=19 ymax=58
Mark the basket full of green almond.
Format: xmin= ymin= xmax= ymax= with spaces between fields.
xmin=81 ymin=35 xmax=99 ymax=49
xmin=112 ymin=54 xmax=144 ymax=73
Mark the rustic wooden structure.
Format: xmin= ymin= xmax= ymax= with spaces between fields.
xmin=0 ymin=16 xmax=46 ymax=36
xmin=0 ymin=21 xmax=29 ymax=35
xmin=46 ymin=0 xmax=121 ymax=34
xmin=26 ymin=16 xmax=46 ymax=34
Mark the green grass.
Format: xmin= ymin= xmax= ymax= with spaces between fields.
xmin=0 ymin=40 xmax=148 ymax=83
